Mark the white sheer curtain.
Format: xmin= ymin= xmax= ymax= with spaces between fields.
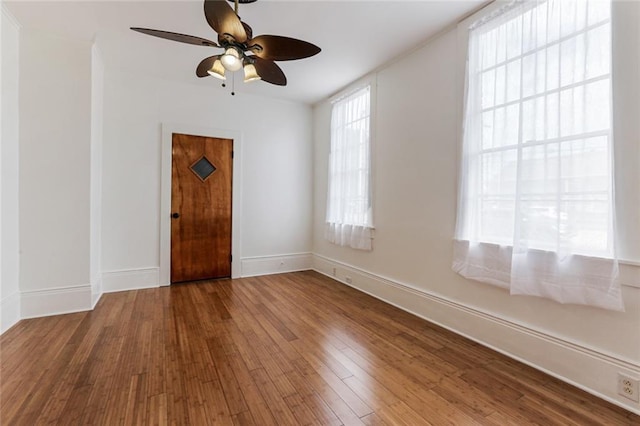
xmin=453 ymin=0 xmax=623 ymax=311
xmin=325 ymin=85 xmax=373 ymax=250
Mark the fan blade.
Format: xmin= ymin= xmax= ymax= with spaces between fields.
xmin=204 ymin=0 xmax=247 ymax=43
xmin=196 ymin=55 xmax=219 ymax=77
xmin=249 ymin=35 xmax=321 ymax=61
xmin=252 ymin=57 xmax=287 ymax=86
xmin=130 ymin=28 xmax=219 ymax=47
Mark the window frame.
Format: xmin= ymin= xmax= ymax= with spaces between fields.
xmin=327 ymin=76 xmax=377 ymax=230
xmin=456 ymin=0 xmax=640 ymax=290
xmin=460 ymin=2 xmax=615 ymax=257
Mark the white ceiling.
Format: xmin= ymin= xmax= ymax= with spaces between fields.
xmin=5 ymin=0 xmax=486 ymax=104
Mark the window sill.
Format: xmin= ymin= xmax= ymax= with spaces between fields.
xmin=454 ymin=239 xmax=640 ymax=289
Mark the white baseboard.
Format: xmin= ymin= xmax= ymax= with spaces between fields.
xmin=20 ymin=285 xmax=92 ymax=319
xmin=620 ymin=260 xmax=640 ymax=289
xmin=91 ymin=292 xmax=102 ymax=309
xmin=102 ymin=267 xmax=159 ymax=293
xmin=241 ymin=253 xmax=312 ymax=277
xmin=313 ymin=254 xmax=640 ymax=415
xmin=91 ymin=275 xmax=102 ymax=309
xmin=1 ymin=291 xmax=21 ymax=333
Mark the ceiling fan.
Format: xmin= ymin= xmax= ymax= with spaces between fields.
xmin=131 ymin=0 xmax=321 ymax=88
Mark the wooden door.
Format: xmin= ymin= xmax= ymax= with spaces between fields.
xmin=171 ymin=133 xmax=233 ymax=283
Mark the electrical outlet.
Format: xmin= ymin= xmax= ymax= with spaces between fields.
xmin=345 ymin=276 xmax=352 ymax=284
xmin=618 ymin=373 xmax=639 ymax=402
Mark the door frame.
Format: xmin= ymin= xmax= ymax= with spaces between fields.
xmin=160 ymin=123 xmax=243 ymax=285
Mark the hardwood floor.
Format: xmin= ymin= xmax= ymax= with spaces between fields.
xmin=1 ymin=271 xmax=638 ymax=425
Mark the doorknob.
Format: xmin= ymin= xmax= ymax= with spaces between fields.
xmin=171 ymin=212 xmax=180 ymax=219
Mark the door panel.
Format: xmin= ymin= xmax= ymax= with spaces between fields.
xmin=171 ymin=133 xmax=233 ymax=283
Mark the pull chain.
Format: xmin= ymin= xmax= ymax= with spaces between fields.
xmin=226 ymin=0 xmax=239 ymax=95
xmin=231 ymin=72 xmax=236 ymax=96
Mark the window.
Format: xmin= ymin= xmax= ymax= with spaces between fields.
xmin=453 ymin=0 xmax=623 ymax=311
xmin=325 ymin=85 xmax=374 ymax=250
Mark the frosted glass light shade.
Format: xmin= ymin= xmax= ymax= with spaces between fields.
xmin=221 ymin=47 xmax=242 ymax=71
xmin=207 ymin=59 xmax=226 ymax=80
xmin=243 ymin=63 xmax=261 ymax=83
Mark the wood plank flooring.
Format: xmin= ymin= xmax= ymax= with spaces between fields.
xmin=1 ymin=271 xmax=638 ymax=425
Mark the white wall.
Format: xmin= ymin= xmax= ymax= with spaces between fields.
xmin=18 ymin=29 xmax=93 ymax=317
xmin=1 ymin=15 xmax=313 ymax=320
xmin=312 ymin=1 xmax=640 ymax=414
xmin=1 ymin=2 xmax=3 ymax=329
xmin=1 ymin=6 xmax=21 ymax=332
xmin=101 ymin=69 xmax=313 ymax=283
xmin=90 ymin=43 xmax=104 ymax=306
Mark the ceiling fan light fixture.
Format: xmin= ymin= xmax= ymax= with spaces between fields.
xmin=207 ymin=58 xmax=227 ymax=80
xmin=221 ymin=47 xmax=243 ymax=71
xmin=243 ymin=63 xmax=261 ymax=83
xmin=133 ymin=0 xmax=320 ymax=88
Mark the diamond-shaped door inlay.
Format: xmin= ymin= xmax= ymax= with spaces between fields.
xmin=190 ymin=156 xmax=217 ymax=181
